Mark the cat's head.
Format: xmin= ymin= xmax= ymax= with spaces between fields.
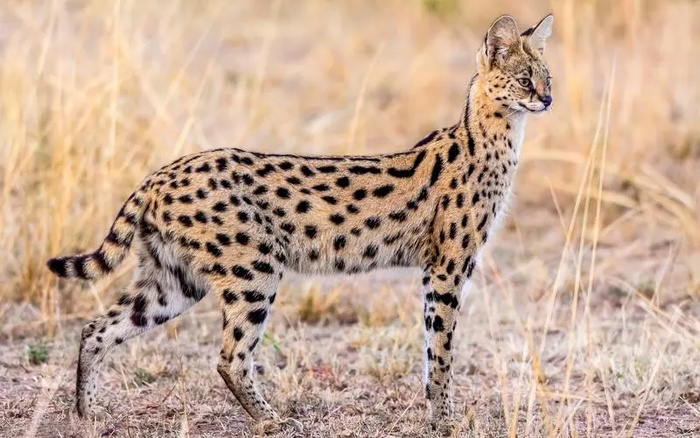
xmin=477 ymin=14 xmax=554 ymax=113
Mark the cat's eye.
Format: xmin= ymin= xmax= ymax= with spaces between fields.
xmin=517 ymin=78 xmax=532 ymax=88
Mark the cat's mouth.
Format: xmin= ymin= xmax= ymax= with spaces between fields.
xmin=518 ymin=102 xmax=549 ymax=113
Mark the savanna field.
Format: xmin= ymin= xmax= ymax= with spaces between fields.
xmin=0 ymin=0 xmax=699 ymax=437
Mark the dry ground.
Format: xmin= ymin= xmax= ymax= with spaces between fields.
xmin=1 ymin=1 xmax=699 ymax=437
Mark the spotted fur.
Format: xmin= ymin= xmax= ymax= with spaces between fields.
xmin=47 ymin=14 xmax=553 ymax=433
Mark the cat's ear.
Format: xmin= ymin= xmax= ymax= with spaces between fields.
xmin=481 ymin=15 xmax=520 ymax=68
xmin=522 ymin=14 xmax=553 ymax=55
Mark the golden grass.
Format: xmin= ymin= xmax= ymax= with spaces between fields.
xmin=1 ymin=0 xmax=699 ymax=436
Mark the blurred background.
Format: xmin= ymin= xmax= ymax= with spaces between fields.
xmin=0 ymin=1 xmax=698 ymax=437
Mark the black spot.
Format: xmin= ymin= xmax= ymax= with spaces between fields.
xmin=417 ymin=187 xmax=428 ymax=202
xmin=216 ymin=233 xmax=232 ymax=246
xmin=388 ymin=150 xmax=426 ymax=178
xmin=237 ymin=211 xmax=249 ymax=223
xmin=472 ymin=193 xmax=480 ymax=204
xmin=300 ymin=165 xmax=315 ymax=177
xmin=258 ymin=242 xmax=272 ymax=254
xmin=252 ymin=260 xmax=274 ymax=274
xmin=389 ymin=210 xmax=407 ymax=222
xmin=206 ymin=242 xmax=222 ymax=257
xmin=446 ymin=260 xmax=456 ymax=275
xmin=244 ymin=290 xmax=266 ymax=302
xmin=363 ymin=244 xmax=378 ymax=258
xmin=235 ymin=233 xmax=249 ymax=245
xmin=312 ymin=183 xmax=330 ymax=192
xmin=232 ymin=265 xmax=254 ymax=281
xmin=207 ymin=263 xmax=228 ymax=276
xmin=216 ymin=157 xmax=228 ymax=171
xmin=464 ymin=258 xmax=476 ymax=277
xmin=273 ymin=207 xmax=286 ymax=217
xmin=413 ymin=130 xmax=438 ymax=148
xmin=196 ymin=162 xmax=211 ymax=173
xmin=433 ymin=315 xmax=445 ymax=332
xmin=456 ymin=193 xmax=464 ymax=208
xmin=253 ymin=185 xmax=268 ymax=195
xmin=442 ymin=195 xmax=451 ymax=210
xmin=373 ymin=185 xmax=394 ymax=198
xmin=276 ymin=187 xmax=291 ymax=199
xmin=193 ymin=211 xmax=208 ymax=224
xmin=178 ymin=195 xmax=193 ymax=204
xmin=213 ymin=201 xmax=228 ymax=212
xmin=449 ymin=223 xmax=457 ymax=239
xmin=336 ymin=176 xmax=350 ymax=188
xmin=241 ymin=174 xmax=255 ymax=185
xmin=234 ymin=327 xmax=244 ymax=340
xmin=467 ymin=129 xmax=476 ymax=155
xmin=230 ymin=195 xmax=241 ymax=206
xmin=321 ymin=196 xmax=338 ymax=205
xmin=131 ymin=312 xmax=148 ymax=327
xmin=154 ymin=315 xmax=169 ymax=325
xmin=281 ymin=222 xmax=296 ymax=234
xmin=279 ymin=161 xmax=294 ymax=170
xmin=178 ymin=216 xmax=193 ymax=227
xmin=133 ymin=293 xmax=148 ymax=313
xmin=353 ymin=189 xmax=367 ymax=200
xmin=334 ymin=258 xmax=346 ymax=271
xmin=223 ymin=289 xmax=238 ymax=303
xmin=248 ymin=338 xmax=259 ymax=352
xmin=305 ymin=225 xmax=317 ymax=239
xmin=365 ymin=217 xmax=381 ymax=229
xmin=430 ymin=154 xmax=443 ymax=186
xmin=308 ymin=248 xmax=319 ymax=261
xmin=383 ymin=233 xmax=401 ymax=245
xmin=333 ymin=235 xmax=347 ymax=250
xmin=461 ymin=234 xmax=470 ymax=249
xmin=346 ymin=204 xmax=359 ymax=214
xmin=247 ymin=308 xmax=268 ymax=324
xmin=286 ymin=176 xmax=302 ymax=185
xmin=317 ymin=165 xmax=337 ymax=173
xmin=447 ymin=142 xmax=460 ymax=163
xmin=348 ymin=165 xmax=381 ymax=175
xmin=329 ymin=214 xmax=345 ymax=225
xmin=256 ymin=164 xmax=275 ymax=177
xmin=477 ymin=214 xmax=489 ymax=231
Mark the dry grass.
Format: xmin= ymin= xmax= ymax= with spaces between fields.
xmin=1 ymin=0 xmax=699 ymax=436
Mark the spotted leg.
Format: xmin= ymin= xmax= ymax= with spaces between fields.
xmin=210 ymin=256 xmax=282 ymax=422
xmin=422 ymin=254 xmax=475 ymax=430
xmin=76 ymin=246 xmax=207 ymax=417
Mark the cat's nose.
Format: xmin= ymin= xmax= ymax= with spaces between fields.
xmin=540 ymin=95 xmax=553 ymax=108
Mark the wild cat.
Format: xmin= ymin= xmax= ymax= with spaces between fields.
xmin=47 ymin=14 xmax=553 ymax=433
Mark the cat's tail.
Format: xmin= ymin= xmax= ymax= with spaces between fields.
xmin=47 ymin=179 xmax=153 ymax=281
